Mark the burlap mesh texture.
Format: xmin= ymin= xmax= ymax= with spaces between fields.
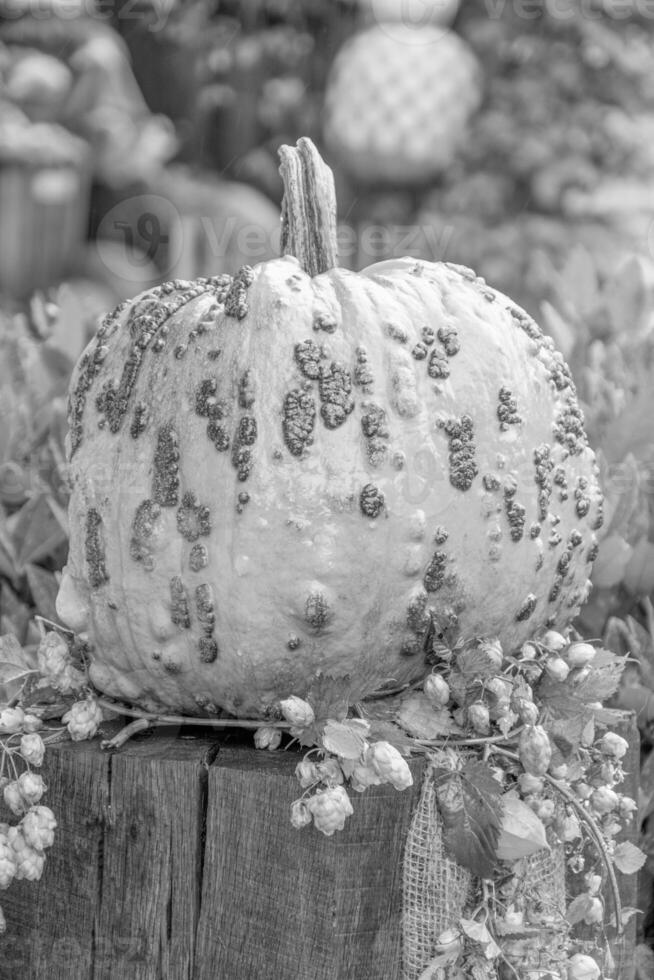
xmin=402 ymin=759 xmax=568 ymax=980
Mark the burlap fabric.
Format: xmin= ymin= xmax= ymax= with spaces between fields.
xmin=402 ymin=758 xmax=568 ymax=980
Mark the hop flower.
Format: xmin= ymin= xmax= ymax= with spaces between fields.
xmin=0 ymin=833 xmax=17 ymax=889
xmin=17 ymin=772 xmax=46 ymax=806
xmin=8 ymin=827 xmax=45 ymax=881
xmin=278 ymin=696 xmax=315 ymax=729
xmin=253 ymin=727 xmax=282 ymax=751
xmin=590 ymin=786 xmax=619 ymax=815
xmin=518 ymin=773 xmax=544 ymax=795
xmin=565 ymin=642 xmax=596 ymax=669
xmin=486 ymin=678 xmax=512 ymax=719
xmin=515 ymin=697 xmax=539 ymax=726
xmin=348 ymin=759 xmax=383 ymax=793
xmin=423 ymin=673 xmax=450 ymax=708
xmin=575 ymin=782 xmax=592 ymax=800
xmin=585 ymin=873 xmax=602 ymax=896
xmin=535 ymin=799 xmax=555 ymax=824
xmin=619 ymin=796 xmax=637 ymax=817
xmin=22 ymin=715 xmax=42 ymax=734
xmin=62 ymin=698 xmax=103 ymax=741
xmin=3 ymin=781 xmax=26 ymax=817
xmin=582 ymin=896 xmax=603 ymax=925
xmin=540 ymin=630 xmax=567 ymax=653
xmin=295 ymin=759 xmax=319 ymax=788
xmin=520 ymin=642 xmax=538 ymax=660
xmin=37 ymin=632 xmax=86 ymax=694
xmin=19 ymin=733 xmax=45 ymax=767
xmin=0 ymin=707 xmax=25 ymax=734
xmin=468 ymin=701 xmax=491 ymax=734
xmin=518 ymin=725 xmax=552 ymax=776
xmin=21 ymin=807 xmax=57 ymax=851
xmin=290 ymin=799 xmax=312 ymax=829
xmin=367 ymin=742 xmax=413 ymax=791
xmin=315 ymin=758 xmax=344 ymax=786
xmin=544 ymin=657 xmax=570 ymax=682
xmin=567 ymin=953 xmax=600 ymax=980
xmin=307 ymin=786 xmax=354 ymax=836
xmin=560 ymin=814 xmax=582 ymax=842
xmin=597 ymin=733 xmax=629 ymax=760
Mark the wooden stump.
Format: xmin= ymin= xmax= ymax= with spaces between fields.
xmin=0 ymin=715 xmax=640 ymax=979
xmin=0 ymin=731 xmax=423 ymax=980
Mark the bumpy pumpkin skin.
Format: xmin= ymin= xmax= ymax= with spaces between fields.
xmin=57 ymin=256 xmax=603 ymax=716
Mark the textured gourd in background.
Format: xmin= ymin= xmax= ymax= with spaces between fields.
xmin=57 ymin=140 xmax=603 ymax=716
xmin=323 ymin=24 xmax=481 ymax=186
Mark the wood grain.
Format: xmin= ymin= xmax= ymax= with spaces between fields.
xmin=0 ymin=737 xmax=110 ymax=980
xmin=0 ymin=718 xmax=641 ymax=980
xmin=92 ymin=733 xmax=218 ymax=980
xmin=193 ymin=747 xmax=425 ymax=980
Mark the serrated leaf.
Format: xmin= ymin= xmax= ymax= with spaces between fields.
xmin=367 ymin=720 xmax=416 ymax=757
xmin=612 ymin=841 xmax=647 ymax=875
xmin=396 ymin=693 xmax=462 ymax=739
xmin=458 ymin=918 xmax=501 ymax=960
xmin=433 ymin=763 xmax=503 ymax=880
xmin=567 ymin=893 xmax=597 ymax=926
xmin=453 ymin=647 xmax=499 ymax=681
xmin=321 ymin=719 xmax=370 ymax=760
xmin=495 ymin=794 xmax=549 ymax=861
xmin=306 ymin=673 xmax=352 ymax=722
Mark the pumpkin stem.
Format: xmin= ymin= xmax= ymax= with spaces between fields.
xmin=278 ymin=137 xmax=338 ymax=277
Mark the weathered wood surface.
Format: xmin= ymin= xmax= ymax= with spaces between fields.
xmin=0 ymin=731 xmax=423 ymax=980
xmin=0 ymin=714 xmax=640 ymax=979
xmin=194 ymin=748 xmax=422 ymax=980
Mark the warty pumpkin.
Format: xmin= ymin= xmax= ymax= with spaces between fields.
xmin=56 ymin=139 xmax=604 ymax=717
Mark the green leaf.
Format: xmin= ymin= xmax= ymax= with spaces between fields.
xmin=433 ymin=762 xmax=503 ymax=880
xmin=396 ymin=693 xmax=462 ymax=739
xmin=0 ymin=633 xmax=37 ymax=702
xmin=495 ymin=794 xmax=549 ymax=861
xmin=306 ymin=673 xmax=352 ymax=722
xmin=604 ymin=256 xmax=649 ymax=338
xmin=12 ymin=494 xmax=68 ymax=572
xmin=367 ymin=720 xmax=416 ymax=757
xmin=612 ymin=841 xmax=647 ymax=875
xmin=321 ymin=719 xmax=370 ymax=760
